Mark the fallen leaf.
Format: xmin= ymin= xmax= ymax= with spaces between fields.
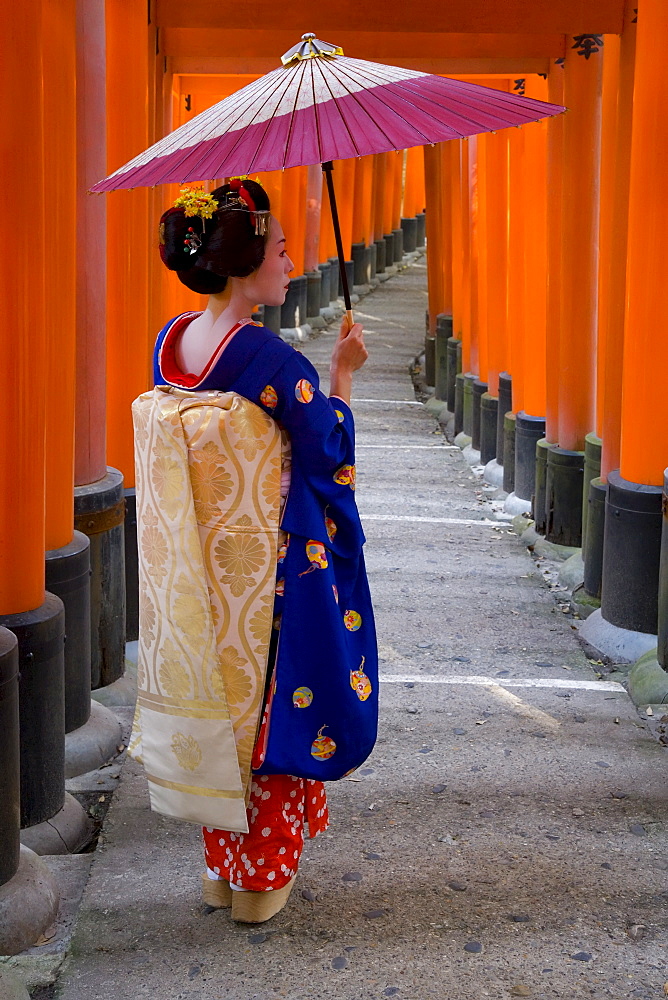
xmin=509 ymin=987 xmax=532 ymax=998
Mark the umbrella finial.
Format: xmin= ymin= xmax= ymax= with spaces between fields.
xmin=281 ymin=34 xmax=344 ymax=66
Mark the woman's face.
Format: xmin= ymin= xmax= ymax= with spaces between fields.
xmin=244 ymin=216 xmax=294 ymax=306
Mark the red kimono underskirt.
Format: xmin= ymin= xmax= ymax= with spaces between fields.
xmin=202 ymin=775 xmax=329 ymax=891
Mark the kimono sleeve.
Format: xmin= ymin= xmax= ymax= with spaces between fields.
xmin=263 ymin=349 xmax=356 ymax=480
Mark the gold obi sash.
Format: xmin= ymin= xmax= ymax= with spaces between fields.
xmin=129 ymin=386 xmax=282 ymax=832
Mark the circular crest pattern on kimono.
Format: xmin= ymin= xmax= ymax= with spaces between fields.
xmin=260 ymin=384 xmax=278 ymax=409
xmin=295 ymin=378 xmax=315 ymax=404
xmin=298 ymin=540 xmax=329 ymax=576
xmin=344 ymin=609 xmax=362 ymax=631
xmin=311 ymin=726 xmax=337 ymax=760
xmin=333 ymin=463 xmax=356 ymax=489
xmin=325 ymin=515 xmax=337 ymax=541
xmin=350 ymin=657 xmax=372 ymax=702
xmin=293 ymin=686 xmax=314 ymax=708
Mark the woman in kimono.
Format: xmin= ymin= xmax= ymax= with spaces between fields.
xmin=139 ymin=179 xmax=378 ymax=924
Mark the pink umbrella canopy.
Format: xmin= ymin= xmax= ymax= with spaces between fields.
xmin=92 ymin=33 xmax=564 ymax=193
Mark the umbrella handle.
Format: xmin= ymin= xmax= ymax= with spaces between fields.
xmin=322 ymin=161 xmax=353 ymax=322
xmin=344 ymin=309 xmax=355 ymax=332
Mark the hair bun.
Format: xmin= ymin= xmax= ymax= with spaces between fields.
xmin=158 ymin=179 xmax=271 ymax=295
xmin=159 ymin=207 xmax=207 ymax=272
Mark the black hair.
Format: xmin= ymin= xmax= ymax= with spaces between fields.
xmin=158 ymin=179 xmax=271 ymax=295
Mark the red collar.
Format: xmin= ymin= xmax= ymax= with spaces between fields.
xmin=158 ymin=313 xmax=248 ymax=389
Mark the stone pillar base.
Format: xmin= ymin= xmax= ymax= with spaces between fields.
xmin=545 ymin=446 xmax=585 ymax=547
xmin=579 ymin=608 xmax=658 ymax=664
xmin=64 ymin=701 xmax=122 ymax=778
xmin=0 ymin=847 xmax=59 ymax=956
xmin=628 ymin=649 xmax=668 ymax=705
xmin=20 ymin=793 xmax=93 ymax=857
xmin=503 ymin=413 xmax=517 ymax=494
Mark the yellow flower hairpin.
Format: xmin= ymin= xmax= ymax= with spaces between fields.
xmin=173 ymin=186 xmax=219 ymax=221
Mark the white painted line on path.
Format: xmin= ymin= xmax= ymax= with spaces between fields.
xmin=379 ymin=674 xmax=625 ymax=693
xmin=352 ymin=398 xmax=422 ymax=405
xmin=361 ymin=514 xmax=498 ymax=526
xmin=356 ymin=444 xmax=460 ymax=450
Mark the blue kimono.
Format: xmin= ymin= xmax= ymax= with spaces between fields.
xmin=154 ymin=316 xmax=378 ymax=781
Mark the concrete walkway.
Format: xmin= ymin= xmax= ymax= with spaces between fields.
xmin=55 ymin=264 xmax=667 ymax=1000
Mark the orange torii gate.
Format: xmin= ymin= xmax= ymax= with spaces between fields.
xmin=10 ymin=0 xmax=668 ymax=957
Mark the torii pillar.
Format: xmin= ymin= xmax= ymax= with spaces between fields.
xmin=585 ymin=1 xmax=668 ymax=698
xmin=546 ymin=35 xmax=603 ymax=547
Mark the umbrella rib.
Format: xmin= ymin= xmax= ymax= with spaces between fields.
xmin=312 ymin=59 xmax=380 ymax=156
xmin=244 ymin=66 xmax=308 ymax=173
xmin=336 ymin=69 xmax=510 ymax=136
xmin=333 ymin=59 xmax=552 ymax=133
xmin=398 ymin=78 xmax=556 ymax=124
xmin=309 ymin=62 xmax=324 ymax=164
xmin=329 ymin=62 xmax=466 ymax=135
xmin=177 ymin=68 xmax=301 ymax=179
xmin=316 ymin=59 xmax=426 ymax=149
xmin=281 ymin=61 xmax=310 ymax=170
xmin=118 ymin=68 xmax=289 ymax=180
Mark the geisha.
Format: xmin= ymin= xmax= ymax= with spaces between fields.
xmin=132 ymin=178 xmax=378 ymax=925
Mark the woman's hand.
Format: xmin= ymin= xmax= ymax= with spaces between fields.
xmin=329 ymin=318 xmax=368 ymax=404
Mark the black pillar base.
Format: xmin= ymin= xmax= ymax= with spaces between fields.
xmin=0 ymin=595 xmax=65 ymax=829
xmin=383 ymin=233 xmax=395 ymax=265
xmin=583 ymin=477 xmax=607 ymax=599
xmin=45 ymin=531 xmax=92 ymax=733
xmin=327 ymin=258 xmax=341 ymax=304
xmin=658 ymin=469 xmax=668 ymax=669
xmin=472 ymin=379 xmax=488 ymax=451
xmin=122 ymin=491 xmax=138 ymax=643
xmin=281 ymin=274 xmax=308 ymax=327
xmin=262 ymin=304 xmax=281 ymax=333
xmin=582 ymin=433 xmax=602 ymax=550
xmin=533 ymin=439 xmax=554 ymax=534
xmin=392 ymin=228 xmax=404 ymax=262
xmin=368 ymin=242 xmax=377 ymax=281
xmin=462 ymin=374 xmax=477 ymax=438
xmin=503 ymin=413 xmax=517 ymax=494
xmin=545 ymin=446 xmax=584 ymax=547
xmin=446 ymin=337 xmax=459 ymax=412
xmin=480 ymin=392 xmax=499 ymax=465
xmin=0 ymin=629 xmax=19 ymax=886
xmin=317 ymin=262 xmax=332 ymax=309
xmin=497 ymin=373 xmax=512 ymax=465
xmin=74 ymin=468 xmax=126 ymax=689
xmin=416 ymin=212 xmax=426 ymax=247
xmin=480 ymin=394 xmax=498 ymax=465
xmin=601 ymin=471 xmax=662 ymax=634
xmin=401 ymin=216 xmax=418 ymax=253
xmin=337 ymin=260 xmax=355 ymax=298
xmin=435 ymin=315 xmax=453 ymax=402
xmin=424 ymin=336 xmax=436 ymax=387
xmin=454 ymin=373 xmax=465 ymax=436
xmin=351 ymin=243 xmax=369 ymax=286
xmin=306 ymin=270 xmax=322 ymax=319
xmin=514 ymin=412 xmax=546 ymax=503
xmin=374 ymin=237 xmax=386 ymax=272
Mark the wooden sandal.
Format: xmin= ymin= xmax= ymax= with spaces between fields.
xmin=231 ymin=876 xmax=296 ymax=923
xmin=201 ymin=873 xmax=233 ymax=908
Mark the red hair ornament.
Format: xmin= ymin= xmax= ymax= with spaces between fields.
xmin=225 ymin=177 xmax=270 ymax=237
